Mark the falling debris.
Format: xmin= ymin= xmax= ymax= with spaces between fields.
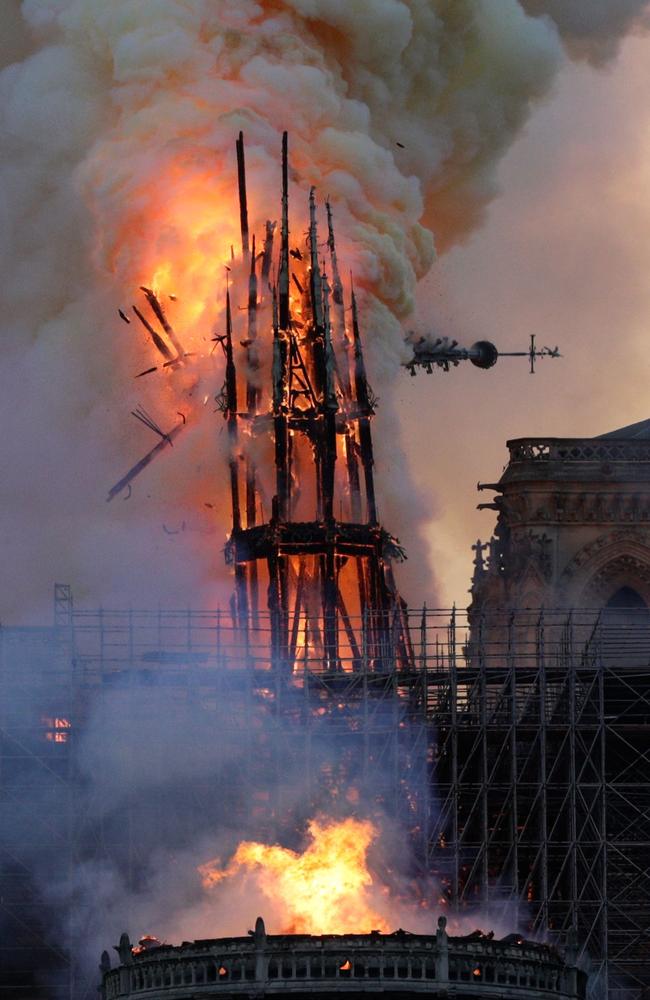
xmin=118 ymin=309 xmax=131 ymax=324
xmin=139 ymin=286 xmax=186 ymax=359
xmin=107 ymin=414 xmax=186 ymax=502
xmin=162 ymin=522 xmax=186 ymax=535
xmin=163 ymin=352 xmax=194 ymax=368
xmin=130 ymin=404 xmax=175 ymax=444
xmin=132 ymin=304 xmax=174 ymax=360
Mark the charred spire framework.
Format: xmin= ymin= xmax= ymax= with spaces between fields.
xmin=220 ymin=132 xmax=411 ymax=674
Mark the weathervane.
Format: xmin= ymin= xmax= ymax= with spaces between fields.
xmin=403 ymin=333 xmax=560 ymax=376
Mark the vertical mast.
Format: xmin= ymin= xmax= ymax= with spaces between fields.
xmin=225 ymin=284 xmax=248 ymax=625
xmin=308 ymin=188 xmax=325 ymax=337
xmin=321 ymin=264 xmax=340 ymax=669
xmin=236 ymin=131 xmax=250 ymax=262
xmin=326 ymin=201 xmax=361 ymax=520
xmin=351 ymin=287 xmax=378 ymax=525
xmin=245 ymin=233 xmax=260 ymax=622
xmin=262 ymin=220 xmax=276 ymax=285
xmin=320 ymin=265 xmax=339 ymax=514
xmin=308 ymin=187 xmax=325 ymax=520
xmin=271 ymin=286 xmax=289 ymax=667
xmin=276 ymin=131 xmax=291 ymax=522
xmin=274 ymin=134 xmax=291 ymax=522
xmin=246 ymin=232 xmax=259 ymax=488
xmin=308 ymin=189 xmax=337 ymax=521
xmin=326 ymin=201 xmax=352 ymax=397
xmin=309 ymin=189 xmax=339 ymax=668
xmin=279 ymin=132 xmax=290 ymax=331
xmin=225 ymin=285 xmax=241 ymax=531
xmin=272 ymin=299 xmax=290 ymax=522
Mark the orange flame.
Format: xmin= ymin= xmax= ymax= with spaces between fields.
xmin=132 ymin=935 xmax=162 ymax=955
xmin=199 ymin=817 xmax=389 ymax=934
xmin=43 ymin=717 xmax=71 ymax=743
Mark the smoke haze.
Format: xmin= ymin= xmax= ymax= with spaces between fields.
xmin=412 ymin=30 xmax=650 ymax=604
xmin=1 ymin=1 xmax=650 ymax=991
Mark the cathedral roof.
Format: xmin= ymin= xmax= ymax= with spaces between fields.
xmin=597 ymin=419 xmax=650 ymax=440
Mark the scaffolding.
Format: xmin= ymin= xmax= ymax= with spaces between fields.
xmin=1 ymin=601 xmax=648 ymax=999
xmin=425 ymin=607 xmax=650 ymax=1000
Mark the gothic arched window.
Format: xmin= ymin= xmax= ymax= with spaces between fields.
xmin=605 ymin=586 xmax=648 ymax=610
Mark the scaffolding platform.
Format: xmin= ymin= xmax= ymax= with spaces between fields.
xmin=1 ymin=599 xmax=648 ymax=999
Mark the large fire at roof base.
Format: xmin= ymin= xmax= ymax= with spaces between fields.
xmin=99 ymin=917 xmax=586 ymax=1000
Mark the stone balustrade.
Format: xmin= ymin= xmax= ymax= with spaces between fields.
xmin=507 ymin=438 xmax=650 ymax=467
xmin=100 ymin=917 xmax=586 ymax=1000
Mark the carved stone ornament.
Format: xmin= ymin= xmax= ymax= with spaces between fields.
xmin=508 ymin=530 xmax=553 ymax=582
xmin=559 ymin=529 xmax=650 ymax=605
xmin=583 ymin=553 xmax=650 ymax=604
xmin=560 ymin=530 xmax=650 ymax=580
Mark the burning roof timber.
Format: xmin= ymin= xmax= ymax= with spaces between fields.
xmin=219 ymin=132 xmax=413 ymax=674
xmin=109 ymin=132 xmax=413 ymax=675
xmin=99 ymin=917 xmax=586 ymax=1000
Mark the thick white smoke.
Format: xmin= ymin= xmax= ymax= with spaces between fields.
xmin=3 ymin=0 xmax=647 ymax=619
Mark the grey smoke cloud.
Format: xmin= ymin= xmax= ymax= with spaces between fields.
xmin=520 ymin=0 xmax=650 ymax=64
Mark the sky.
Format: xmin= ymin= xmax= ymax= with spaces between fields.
xmin=405 ymin=32 xmax=650 ymax=606
xmin=2 ymin=4 xmax=650 ymax=621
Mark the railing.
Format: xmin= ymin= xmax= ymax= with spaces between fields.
xmin=507 ymin=438 xmax=650 ymax=465
xmin=63 ymin=606 xmax=631 ymax=677
xmin=100 ymin=922 xmax=585 ymax=999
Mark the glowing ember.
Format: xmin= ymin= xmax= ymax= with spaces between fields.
xmin=132 ymin=935 xmax=162 ymax=955
xmin=43 ymin=717 xmax=71 ymax=743
xmin=199 ymin=817 xmax=389 ymax=934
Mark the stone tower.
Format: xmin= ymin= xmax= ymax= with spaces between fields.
xmin=471 ymin=418 xmax=650 ymax=612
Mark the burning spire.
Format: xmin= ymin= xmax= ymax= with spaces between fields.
xmin=220 ymin=133 xmax=411 ymax=672
xmin=108 ymin=132 xmax=413 ymax=666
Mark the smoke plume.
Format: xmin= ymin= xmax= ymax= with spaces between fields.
xmin=520 ymin=0 xmax=650 ymax=64
xmin=1 ymin=0 xmax=646 ymax=618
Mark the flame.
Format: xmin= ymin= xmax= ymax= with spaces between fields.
xmin=199 ymin=817 xmax=389 ymax=934
xmin=132 ymin=935 xmax=162 ymax=955
xmin=43 ymin=717 xmax=71 ymax=743
xmin=151 ymin=262 xmax=173 ymax=298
